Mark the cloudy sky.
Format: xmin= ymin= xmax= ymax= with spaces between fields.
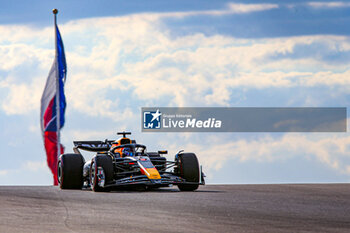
xmin=0 ymin=0 xmax=349 ymax=185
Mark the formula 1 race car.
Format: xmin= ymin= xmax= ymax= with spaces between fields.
xmin=57 ymin=132 xmax=205 ymax=192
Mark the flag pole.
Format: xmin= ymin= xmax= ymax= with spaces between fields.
xmin=53 ymin=9 xmax=60 ymax=162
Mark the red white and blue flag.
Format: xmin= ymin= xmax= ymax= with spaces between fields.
xmin=40 ymin=24 xmax=67 ymax=185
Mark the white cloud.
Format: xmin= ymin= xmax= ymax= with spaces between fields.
xmin=24 ymin=161 xmax=47 ymax=172
xmin=159 ymin=133 xmax=350 ymax=176
xmin=0 ymin=5 xmax=349 ymax=185
xmin=227 ymin=3 xmax=279 ymax=13
xmin=152 ymin=3 xmax=279 ymax=18
xmin=1 ymin=14 xmax=350 ymax=115
xmin=67 ymin=129 xmax=116 ymax=140
xmin=0 ymin=25 xmax=52 ymax=44
xmin=0 ymin=170 xmax=9 ymax=176
xmin=2 ymin=77 xmax=44 ymax=115
xmin=0 ymin=160 xmax=52 ymax=185
xmin=308 ymin=1 xmax=350 ymax=8
xmin=0 ymin=161 xmax=49 ymax=178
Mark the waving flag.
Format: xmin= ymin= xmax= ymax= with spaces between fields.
xmin=40 ymin=15 xmax=67 ymax=185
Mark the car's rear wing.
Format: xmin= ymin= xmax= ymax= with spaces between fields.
xmin=73 ymin=140 xmax=137 ymax=153
xmin=73 ymin=140 xmax=114 ymax=152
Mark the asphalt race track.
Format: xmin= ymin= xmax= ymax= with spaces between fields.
xmin=1 ymin=184 xmax=350 ymax=232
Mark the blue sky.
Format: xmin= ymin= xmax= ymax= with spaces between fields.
xmin=0 ymin=0 xmax=350 ymax=185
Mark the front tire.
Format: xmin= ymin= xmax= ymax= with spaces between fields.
xmin=58 ymin=153 xmax=84 ymax=189
xmin=176 ymin=153 xmax=200 ymax=191
xmin=90 ymin=155 xmax=113 ymax=192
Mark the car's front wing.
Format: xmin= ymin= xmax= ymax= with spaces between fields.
xmin=103 ymin=173 xmax=204 ymax=188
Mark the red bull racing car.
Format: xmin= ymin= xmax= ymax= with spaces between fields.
xmin=57 ymin=132 xmax=205 ymax=191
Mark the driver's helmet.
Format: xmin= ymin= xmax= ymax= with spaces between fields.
xmin=122 ymin=147 xmax=134 ymax=157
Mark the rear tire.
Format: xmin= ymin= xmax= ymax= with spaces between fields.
xmin=58 ymin=153 xmax=84 ymax=189
xmin=90 ymin=155 xmax=113 ymax=192
xmin=176 ymin=153 xmax=200 ymax=191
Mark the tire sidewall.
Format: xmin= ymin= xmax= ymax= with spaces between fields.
xmin=90 ymin=158 xmax=101 ymax=192
xmin=58 ymin=159 xmax=63 ymax=188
